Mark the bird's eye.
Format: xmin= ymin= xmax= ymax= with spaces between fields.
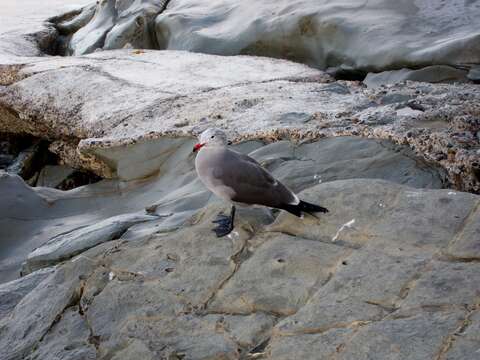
xmin=211 ymin=135 xmax=215 ymax=139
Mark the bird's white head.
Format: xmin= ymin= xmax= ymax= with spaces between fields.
xmin=193 ymin=128 xmax=229 ymax=152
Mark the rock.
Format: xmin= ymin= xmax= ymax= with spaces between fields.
xmin=0 ymin=178 xmax=479 ymax=359
xmin=6 ymin=140 xmax=48 ymax=180
xmin=0 ymin=49 xmax=478 ymax=191
xmin=268 ymin=179 xmax=477 ymax=255
xmin=468 ymin=65 xmax=480 ymax=83
xmin=445 ymin=201 xmax=480 ymax=260
xmin=400 ymin=261 xmax=480 ymax=308
xmin=0 ymin=267 xmax=54 ymax=321
xmin=155 ymin=0 xmax=480 ymax=72
xmin=25 ymin=306 xmax=96 ymax=360
xmin=364 ymin=65 xmax=470 ymax=88
xmin=0 ymin=256 xmax=96 ymax=360
xmin=67 ymin=0 xmax=169 ymax=56
xmin=273 ymin=247 xmax=429 ymax=335
xmin=444 ymin=310 xmax=480 ymax=360
xmin=249 ymin=137 xmax=446 ymax=192
xmin=36 ymin=165 xmax=76 ymax=188
xmin=209 ymin=233 xmax=347 ymax=316
xmin=0 ymin=2 xmax=480 ymax=358
xmin=326 ymin=308 xmax=465 ymax=360
xmin=0 ymin=135 xmax=446 ymax=284
xmin=24 ymin=213 xmax=159 ymax=274
xmin=53 ymin=0 xmax=480 ymax=76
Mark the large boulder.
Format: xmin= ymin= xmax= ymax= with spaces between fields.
xmin=57 ymin=0 xmax=480 ymax=77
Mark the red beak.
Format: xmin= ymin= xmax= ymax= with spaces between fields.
xmin=193 ymin=143 xmax=205 ymax=152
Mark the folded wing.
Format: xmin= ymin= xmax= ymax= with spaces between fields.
xmin=212 ymin=149 xmax=298 ymax=208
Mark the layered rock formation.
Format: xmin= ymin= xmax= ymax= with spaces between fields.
xmin=0 ymin=1 xmax=479 ymax=359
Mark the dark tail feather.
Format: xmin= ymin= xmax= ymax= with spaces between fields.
xmin=280 ymin=200 xmax=329 ymax=217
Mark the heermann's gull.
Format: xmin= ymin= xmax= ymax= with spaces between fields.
xmin=193 ymin=128 xmax=328 ymax=237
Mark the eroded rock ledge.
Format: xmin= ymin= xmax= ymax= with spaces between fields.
xmin=0 ymin=50 xmax=479 ymax=192
xmin=0 ymin=1 xmax=479 ymax=193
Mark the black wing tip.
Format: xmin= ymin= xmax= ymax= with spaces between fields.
xmin=279 ymin=201 xmax=329 ymax=217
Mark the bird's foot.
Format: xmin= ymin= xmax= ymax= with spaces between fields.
xmin=212 ymin=213 xmax=234 ymax=237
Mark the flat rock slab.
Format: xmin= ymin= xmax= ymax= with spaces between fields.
xmin=0 ymin=178 xmax=479 ymax=359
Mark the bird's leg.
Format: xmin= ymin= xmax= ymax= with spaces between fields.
xmin=212 ymin=205 xmax=236 ymax=237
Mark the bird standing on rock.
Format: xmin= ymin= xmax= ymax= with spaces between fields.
xmin=193 ymin=128 xmax=329 ymax=237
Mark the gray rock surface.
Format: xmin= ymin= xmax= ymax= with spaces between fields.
xmin=1 ymin=178 xmax=477 ymax=360
xmin=25 ymin=213 xmax=158 ymax=274
xmin=25 ymin=306 xmax=96 ymax=360
xmin=364 ymin=66 xmax=470 ymax=88
xmin=0 ymin=132 xmax=478 ymax=360
xmin=53 ymin=0 xmax=480 ymax=77
xmin=0 ymin=256 xmax=96 ymax=360
xmin=154 ymin=0 xmax=480 ymax=73
xmin=0 ymin=267 xmax=54 ymax=321
xmin=0 ymin=136 xmax=444 ymax=283
xmin=0 ymin=1 xmax=480 ymax=359
xmin=0 ymin=50 xmax=478 ymax=191
xmin=36 ymin=165 xmax=76 ymax=188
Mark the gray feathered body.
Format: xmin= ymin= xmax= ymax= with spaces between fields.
xmin=195 ymin=146 xmax=298 ymax=208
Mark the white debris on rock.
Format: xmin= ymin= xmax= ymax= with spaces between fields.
xmin=332 ymin=219 xmax=356 ymax=242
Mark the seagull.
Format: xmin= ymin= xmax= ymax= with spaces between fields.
xmin=193 ymin=128 xmax=329 ymax=237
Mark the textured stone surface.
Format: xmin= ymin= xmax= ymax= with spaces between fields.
xmin=25 ymin=306 xmax=96 ymax=360
xmin=0 ymin=257 xmax=96 ymax=360
xmin=1 ymin=50 xmax=478 ymax=191
xmin=0 ymin=136 xmax=445 ymax=283
xmin=25 ymin=213 xmax=159 ymax=274
xmin=0 ymin=267 xmax=54 ymax=321
xmin=0 ymin=177 xmax=479 ymax=359
xmin=153 ymin=0 xmax=480 ymax=73
xmin=0 ymin=0 xmax=478 ymax=192
xmin=1 ymin=1 xmax=480 ymax=359
xmin=364 ymin=66 xmax=470 ymax=88
xmin=50 ymin=0 xmax=480 ymax=77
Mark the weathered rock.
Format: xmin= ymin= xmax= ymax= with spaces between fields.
xmin=268 ymin=328 xmax=355 ymax=360
xmin=273 ymin=248 xmax=429 ymax=336
xmin=0 ymin=267 xmax=54 ymax=321
xmin=328 ymin=308 xmax=465 ymax=360
xmin=209 ymin=233 xmax=347 ymax=316
xmin=364 ymin=65 xmax=470 ymax=88
xmin=444 ymin=310 xmax=480 ymax=360
xmin=55 ymin=0 xmax=480 ymax=77
xmin=268 ymin=180 xmax=478 ymax=255
xmin=0 ymin=2 xmax=480 ymax=359
xmin=6 ymin=140 xmax=48 ymax=180
xmin=36 ymin=165 xmax=76 ymax=188
xmin=468 ymin=66 xmax=480 ymax=83
xmin=0 ymin=136 xmax=447 ymax=283
xmin=25 ymin=213 xmax=158 ymax=274
xmin=0 ymin=256 xmax=96 ymax=360
xmin=445 ymin=202 xmax=480 ymax=260
xmin=25 ymin=306 xmax=96 ymax=360
xmin=1 ymin=177 xmax=479 ymax=359
xmin=0 ymin=50 xmax=478 ymax=191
